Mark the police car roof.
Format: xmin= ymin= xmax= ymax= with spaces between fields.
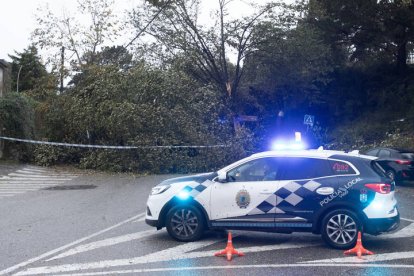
xmin=250 ymin=149 xmax=377 ymax=160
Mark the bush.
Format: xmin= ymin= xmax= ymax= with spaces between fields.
xmin=27 ymin=64 xmax=253 ymax=173
xmin=0 ymin=92 xmax=36 ymax=160
xmin=327 ymin=112 xmax=414 ymax=151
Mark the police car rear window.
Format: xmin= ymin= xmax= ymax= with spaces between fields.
xmin=371 ymin=161 xmax=387 ymax=177
xmin=329 ymin=160 xmax=356 ymax=175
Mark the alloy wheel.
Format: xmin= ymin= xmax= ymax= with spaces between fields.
xmin=170 ymin=208 xmax=199 ymax=238
xmin=326 ymin=213 xmax=357 ymax=245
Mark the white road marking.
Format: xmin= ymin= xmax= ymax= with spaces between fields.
xmin=377 ymin=221 xmax=414 ymax=239
xmin=16 ymin=169 xmax=79 ymax=176
xmin=0 ymin=180 xmax=67 ymax=182
xmin=0 ymin=190 xmax=38 ymax=193
xmin=401 ymin=217 xmax=414 ymax=223
xmin=7 ymin=173 xmax=75 ymax=178
xmin=132 ymin=216 xmax=146 ymax=223
xmin=0 ymin=182 xmax=62 ymax=185
xmin=22 ymin=167 xmax=48 ymax=172
xmin=304 ymin=251 xmax=414 ymax=263
xmin=14 ymin=218 xmax=414 ymax=275
xmin=15 ymin=239 xmax=320 ymax=275
xmin=0 ymin=177 xmax=73 ymax=181
xmin=0 ymin=176 xmax=71 ymax=180
xmin=0 ymin=213 xmax=146 ymax=276
xmin=0 ymin=181 xmax=70 ymax=184
xmin=15 ymin=170 xmax=47 ymax=175
xmin=50 ymin=263 xmax=414 ymax=276
xmin=0 ymin=187 xmax=40 ymax=189
xmin=48 ymin=230 xmax=156 ymax=261
xmin=0 ymin=165 xmax=80 ymax=197
xmin=8 ymin=219 xmax=414 ymax=276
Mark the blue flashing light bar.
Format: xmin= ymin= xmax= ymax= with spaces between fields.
xmin=271 ymin=142 xmax=306 ymax=151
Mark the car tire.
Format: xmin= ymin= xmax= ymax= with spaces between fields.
xmin=321 ymin=209 xmax=361 ymax=249
xmin=166 ymin=205 xmax=205 ymax=242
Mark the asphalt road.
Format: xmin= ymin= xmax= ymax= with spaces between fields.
xmin=1 ymin=162 xmax=414 ymax=275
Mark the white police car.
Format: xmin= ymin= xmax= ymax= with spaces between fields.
xmin=146 ymin=149 xmax=399 ymax=249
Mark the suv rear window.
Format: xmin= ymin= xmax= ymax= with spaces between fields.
xmin=371 ymin=161 xmax=387 ymax=177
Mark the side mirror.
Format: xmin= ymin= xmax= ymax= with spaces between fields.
xmin=217 ymin=171 xmax=227 ymax=183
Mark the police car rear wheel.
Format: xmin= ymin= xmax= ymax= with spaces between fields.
xmin=321 ymin=209 xmax=360 ymax=249
xmin=166 ymin=206 xmax=205 ymax=242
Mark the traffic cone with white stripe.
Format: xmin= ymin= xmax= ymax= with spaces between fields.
xmin=344 ymin=231 xmax=374 ymax=259
xmin=214 ymin=232 xmax=244 ymax=261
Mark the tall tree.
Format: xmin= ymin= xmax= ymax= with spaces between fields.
xmin=308 ymin=0 xmax=414 ymax=72
xmin=32 ymin=0 xmax=122 ymax=72
xmin=8 ymin=45 xmax=48 ymax=92
xmin=130 ymin=0 xmax=294 ymax=112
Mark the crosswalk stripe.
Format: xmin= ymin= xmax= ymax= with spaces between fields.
xmin=15 ymin=170 xmax=46 ymax=175
xmin=15 ymin=170 xmax=80 ymax=177
xmin=6 ymin=173 xmax=75 ymax=178
xmin=0 ymin=188 xmax=52 ymax=190
xmin=0 ymin=178 xmax=73 ymax=181
xmin=0 ymin=185 xmax=51 ymax=188
xmin=0 ymin=178 xmax=68 ymax=183
xmin=0 ymin=165 xmax=81 ymax=198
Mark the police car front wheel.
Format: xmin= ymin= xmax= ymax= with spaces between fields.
xmin=321 ymin=209 xmax=361 ymax=249
xmin=166 ymin=205 xmax=205 ymax=242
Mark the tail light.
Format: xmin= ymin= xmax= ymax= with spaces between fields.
xmin=396 ymin=160 xmax=411 ymax=165
xmin=365 ymin=183 xmax=391 ymax=194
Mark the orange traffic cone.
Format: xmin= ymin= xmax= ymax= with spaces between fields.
xmin=214 ymin=232 xmax=244 ymax=261
xmin=344 ymin=231 xmax=374 ymax=259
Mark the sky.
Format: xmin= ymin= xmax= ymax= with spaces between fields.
xmin=0 ymin=0 xmax=263 ymax=62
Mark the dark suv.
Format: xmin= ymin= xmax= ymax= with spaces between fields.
xmin=365 ymin=147 xmax=414 ymax=184
xmin=146 ymin=149 xmax=400 ymax=249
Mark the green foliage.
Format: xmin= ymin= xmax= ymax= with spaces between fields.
xmin=0 ymin=92 xmax=36 ymax=160
xmin=242 ymin=22 xmax=334 ymax=113
xmin=326 ymin=111 xmax=409 ymax=151
xmin=8 ymin=0 xmax=414 ymax=173
xmin=0 ymin=93 xmax=35 ymax=139
xmin=26 ymin=61 xmax=249 ymax=172
xmin=309 ymin=0 xmax=414 ymax=71
xmin=9 ymin=45 xmax=49 ymax=92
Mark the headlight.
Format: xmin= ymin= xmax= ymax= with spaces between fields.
xmin=150 ymin=185 xmax=171 ymax=195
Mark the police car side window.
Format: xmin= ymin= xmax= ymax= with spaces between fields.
xmin=227 ymin=158 xmax=279 ymax=182
xmin=329 ymin=160 xmax=356 ymax=175
xmin=279 ymin=158 xmax=331 ymax=180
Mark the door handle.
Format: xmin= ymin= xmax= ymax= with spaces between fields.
xmin=316 ymin=187 xmax=334 ymax=195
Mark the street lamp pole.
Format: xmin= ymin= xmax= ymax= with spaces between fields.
xmin=16 ymin=65 xmax=22 ymax=93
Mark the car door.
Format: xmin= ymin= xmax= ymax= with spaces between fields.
xmin=209 ymin=157 xmax=280 ymax=227
xmin=273 ymin=157 xmax=333 ymax=226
